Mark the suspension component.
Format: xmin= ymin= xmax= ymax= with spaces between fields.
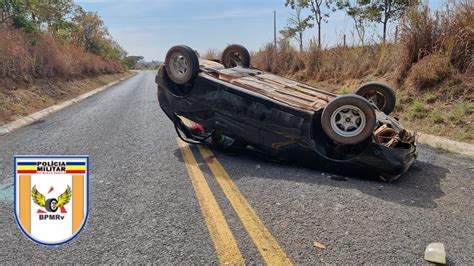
xmin=374 ymin=124 xmax=399 ymax=147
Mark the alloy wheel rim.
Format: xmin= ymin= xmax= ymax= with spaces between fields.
xmin=330 ymin=105 xmax=366 ymax=137
xmin=170 ymin=53 xmax=188 ymax=78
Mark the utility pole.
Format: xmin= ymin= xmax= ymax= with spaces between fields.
xmin=273 ymin=10 xmax=277 ymax=51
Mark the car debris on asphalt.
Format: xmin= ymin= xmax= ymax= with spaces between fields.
xmin=313 ymin=241 xmax=327 ymax=250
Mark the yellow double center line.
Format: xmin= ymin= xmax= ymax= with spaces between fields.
xmin=177 ymin=138 xmax=292 ymax=265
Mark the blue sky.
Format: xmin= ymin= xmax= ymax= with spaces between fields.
xmin=77 ymin=0 xmax=445 ymax=61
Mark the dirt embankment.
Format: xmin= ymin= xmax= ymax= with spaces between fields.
xmin=0 ymin=72 xmax=133 ymax=125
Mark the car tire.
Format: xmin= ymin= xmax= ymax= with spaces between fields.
xmin=45 ymin=198 xmax=58 ymax=212
xmin=165 ymin=45 xmax=199 ymax=85
xmin=321 ymin=95 xmax=376 ymax=145
xmin=221 ymin=44 xmax=251 ymax=68
xmin=355 ymin=82 xmax=396 ymax=115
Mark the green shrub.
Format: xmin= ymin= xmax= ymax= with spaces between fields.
xmin=430 ymin=109 xmax=445 ymax=123
xmin=411 ymin=100 xmax=428 ymax=118
xmin=423 ymin=91 xmax=437 ymax=103
xmin=449 ymin=103 xmax=468 ymax=123
xmin=395 ymin=96 xmax=402 ymax=111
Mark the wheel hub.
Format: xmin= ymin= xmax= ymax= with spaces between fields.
xmin=170 ymin=53 xmax=188 ymax=77
xmin=363 ymin=90 xmax=386 ymax=110
xmin=224 ymin=51 xmax=243 ymax=68
xmin=330 ymin=105 xmax=367 ymax=138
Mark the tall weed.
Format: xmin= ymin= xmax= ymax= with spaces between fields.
xmin=0 ymin=28 xmax=124 ymax=80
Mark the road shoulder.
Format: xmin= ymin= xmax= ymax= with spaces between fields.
xmin=417 ymin=131 xmax=474 ymax=157
xmin=0 ymin=72 xmax=136 ymax=136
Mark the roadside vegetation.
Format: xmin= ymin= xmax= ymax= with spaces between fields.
xmin=245 ymin=1 xmax=472 ymax=143
xmin=0 ymin=0 xmax=143 ymax=124
xmin=0 ymin=1 xmax=130 ymax=78
xmin=0 ymin=72 xmax=132 ymax=124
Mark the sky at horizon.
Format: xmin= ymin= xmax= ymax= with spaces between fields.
xmin=76 ymin=0 xmax=446 ymax=61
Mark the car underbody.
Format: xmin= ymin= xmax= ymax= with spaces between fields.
xmin=156 ymin=45 xmax=417 ymax=181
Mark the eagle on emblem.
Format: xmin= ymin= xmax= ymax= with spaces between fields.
xmin=32 ymin=185 xmax=71 ymax=213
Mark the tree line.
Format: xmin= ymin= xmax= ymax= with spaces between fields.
xmin=281 ymin=0 xmax=419 ymax=50
xmin=0 ymin=0 xmax=141 ymax=69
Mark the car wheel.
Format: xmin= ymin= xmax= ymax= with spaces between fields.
xmin=45 ymin=198 xmax=58 ymax=212
xmin=321 ymin=95 xmax=376 ymax=145
xmin=221 ymin=44 xmax=251 ymax=68
xmin=355 ymin=82 xmax=396 ymax=115
xmin=165 ymin=45 xmax=199 ymax=85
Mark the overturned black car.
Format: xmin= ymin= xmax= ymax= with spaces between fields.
xmin=156 ymin=44 xmax=417 ymax=181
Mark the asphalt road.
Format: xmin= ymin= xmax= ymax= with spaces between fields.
xmin=0 ymin=71 xmax=473 ymax=264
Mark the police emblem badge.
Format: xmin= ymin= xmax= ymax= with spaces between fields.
xmin=14 ymin=156 xmax=89 ymax=245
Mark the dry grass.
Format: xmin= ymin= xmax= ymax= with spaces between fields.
xmin=406 ymin=53 xmax=452 ymax=89
xmin=249 ymin=3 xmax=473 ymax=142
xmin=252 ymin=41 xmax=394 ymax=85
xmin=202 ymin=49 xmax=221 ymax=60
xmin=397 ymin=3 xmax=473 ymax=89
xmin=0 ymin=28 xmax=128 ymax=124
xmin=0 ymin=29 xmax=34 ymax=79
xmin=251 ymin=3 xmax=472 ymax=88
xmin=0 ymin=72 xmax=132 ymax=125
xmin=0 ymin=28 xmax=124 ymax=80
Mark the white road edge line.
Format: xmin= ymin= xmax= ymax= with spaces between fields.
xmin=0 ymin=72 xmax=137 ymax=136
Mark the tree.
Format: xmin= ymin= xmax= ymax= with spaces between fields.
xmin=69 ymin=6 xmax=127 ymax=64
xmin=100 ymin=39 xmax=127 ymax=60
xmin=337 ymin=1 xmax=371 ymax=45
xmin=123 ymin=56 xmax=144 ymax=69
xmin=0 ymin=0 xmax=39 ymax=33
xmin=72 ymin=7 xmax=109 ymax=55
xmin=280 ymin=6 xmax=313 ymax=52
xmin=362 ymin=0 xmax=417 ymax=44
xmin=1 ymin=0 xmax=74 ymax=34
xmin=286 ymin=0 xmax=333 ymax=48
xmin=0 ymin=0 xmax=16 ymax=24
xmin=26 ymin=0 xmax=73 ymax=30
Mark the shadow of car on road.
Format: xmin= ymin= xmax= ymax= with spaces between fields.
xmin=174 ymin=146 xmax=448 ymax=209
